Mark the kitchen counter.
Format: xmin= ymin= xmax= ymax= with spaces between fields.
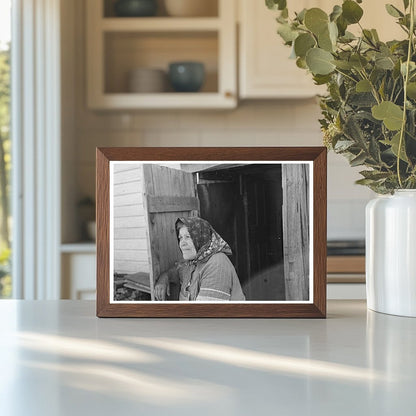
xmin=0 ymin=300 xmax=415 ymax=415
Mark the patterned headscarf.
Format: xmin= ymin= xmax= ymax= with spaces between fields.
xmin=175 ymin=217 xmax=232 ymax=265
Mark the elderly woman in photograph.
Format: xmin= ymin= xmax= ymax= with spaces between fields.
xmin=155 ymin=217 xmax=245 ymax=302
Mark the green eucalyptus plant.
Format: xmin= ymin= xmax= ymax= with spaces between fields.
xmin=266 ymin=0 xmax=416 ymax=193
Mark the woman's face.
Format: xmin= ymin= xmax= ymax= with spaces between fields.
xmin=178 ymin=226 xmax=197 ymax=260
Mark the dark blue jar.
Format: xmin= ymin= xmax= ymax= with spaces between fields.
xmin=168 ymin=62 xmax=205 ymax=92
xmin=114 ymin=0 xmax=158 ymax=17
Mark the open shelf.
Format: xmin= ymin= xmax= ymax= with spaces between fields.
xmin=86 ymin=0 xmax=236 ymax=109
xmin=103 ymin=0 xmax=219 ymax=18
xmin=104 ymin=31 xmax=218 ymax=94
xmin=101 ymin=17 xmax=221 ymax=31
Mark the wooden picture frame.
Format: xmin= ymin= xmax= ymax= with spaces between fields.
xmin=96 ymin=147 xmax=327 ymax=318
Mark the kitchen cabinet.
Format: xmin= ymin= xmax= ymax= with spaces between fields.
xmin=238 ymin=0 xmax=404 ymax=99
xmin=238 ymin=0 xmax=326 ymax=99
xmin=61 ymin=244 xmax=96 ymax=300
xmin=86 ymin=0 xmax=237 ymax=109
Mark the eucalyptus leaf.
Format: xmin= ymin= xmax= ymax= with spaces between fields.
xmin=409 ymin=110 xmax=416 ymax=139
xmin=355 ymin=178 xmax=378 ymax=186
xmin=360 ymin=170 xmax=391 ymax=180
xmin=342 ymin=0 xmax=363 ymax=24
xmin=375 ymin=55 xmax=395 ymax=70
xmin=401 ymin=61 xmax=416 ymax=76
xmin=363 ymin=29 xmax=376 ymax=46
xmin=294 ymin=33 xmax=316 ymax=58
xmin=407 ymin=82 xmax=416 ymax=99
xmin=296 ymin=57 xmax=308 ymax=69
xmin=385 ymin=4 xmax=404 ymax=18
xmin=372 ymin=101 xmax=404 ymax=130
xmin=318 ymin=27 xmax=334 ymax=52
xmin=336 ymin=15 xmax=348 ymax=36
xmin=276 ymin=14 xmax=288 ymax=24
xmin=334 ymin=139 xmax=355 ymax=151
xmin=378 ymin=78 xmax=386 ymax=100
xmin=277 ymin=23 xmax=299 ymax=43
xmin=399 ymin=14 xmax=411 ymax=29
xmin=371 ymin=68 xmax=386 ymax=85
xmin=333 ymin=60 xmax=353 ymax=70
xmin=296 ymin=8 xmax=307 ymax=23
xmin=339 ymin=31 xmax=356 ymax=43
xmin=371 ymin=29 xmax=380 ymax=43
xmin=356 ymin=79 xmax=372 ymax=92
xmin=304 ymin=8 xmax=329 ymax=35
xmin=350 ymin=152 xmax=368 ymax=167
xmin=330 ymin=5 xmax=342 ymax=22
xmin=344 ymin=114 xmax=367 ymax=147
xmin=306 ymin=48 xmax=335 ymax=75
xmin=266 ymin=0 xmax=287 ymax=11
xmin=350 ymin=54 xmax=368 ymax=70
xmin=313 ymin=74 xmax=332 ymax=85
xmin=369 ymin=136 xmax=382 ymax=163
xmin=388 ymin=132 xmax=409 ymax=162
xmin=328 ymin=21 xmax=338 ymax=44
xmin=393 ymin=60 xmax=402 ymax=79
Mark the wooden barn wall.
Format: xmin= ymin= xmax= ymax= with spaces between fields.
xmin=113 ymin=163 xmax=150 ymax=274
xmin=142 ymin=164 xmax=198 ymax=286
xmin=282 ymin=164 xmax=310 ymax=301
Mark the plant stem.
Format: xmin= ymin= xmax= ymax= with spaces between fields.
xmin=334 ymin=68 xmax=358 ymax=84
xmin=398 ymin=0 xmax=415 ymax=188
xmin=358 ymin=69 xmax=381 ymax=104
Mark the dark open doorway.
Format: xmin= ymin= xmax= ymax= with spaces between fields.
xmin=197 ymin=164 xmax=285 ymax=300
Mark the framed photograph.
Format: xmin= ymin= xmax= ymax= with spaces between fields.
xmin=96 ymin=147 xmax=327 ymax=318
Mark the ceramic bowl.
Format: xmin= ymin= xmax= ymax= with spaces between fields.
xmin=164 ymin=0 xmax=217 ymax=17
xmin=168 ymin=62 xmax=205 ymax=92
xmin=114 ymin=0 xmax=158 ymax=17
xmin=128 ymin=68 xmax=167 ymax=93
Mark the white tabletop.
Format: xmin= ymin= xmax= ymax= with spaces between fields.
xmin=0 ymin=300 xmax=415 ymax=416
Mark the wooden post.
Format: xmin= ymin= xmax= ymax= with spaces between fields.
xmin=282 ymin=164 xmax=310 ymax=301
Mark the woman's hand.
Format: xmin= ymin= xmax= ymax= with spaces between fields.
xmin=154 ymin=273 xmax=170 ymax=301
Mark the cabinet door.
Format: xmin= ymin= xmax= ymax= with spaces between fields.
xmin=239 ymin=0 xmax=326 ymax=99
xmin=239 ymin=0 xmax=404 ymax=99
xmin=62 ymin=253 xmax=96 ymax=300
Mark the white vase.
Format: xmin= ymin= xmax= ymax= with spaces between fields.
xmin=366 ymin=190 xmax=416 ymax=317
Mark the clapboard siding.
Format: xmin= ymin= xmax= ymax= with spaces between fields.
xmin=114 ymin=249 xmax=149 ymax=261
xmin=114 ymin=238 xmax=148 ymax=251
xmin=114 ymin=261 xmax=150 ymax=274
xmin=114 ymin=239 xmax=149 ymax=251
xmin=114 ymin=167 xmax=142 ymax=184
xmin=114 ymin=181 xmax=143 ymax=196
xmin=114 ymin=227 xmax=148 ymax=240
xmin=113 ymin=163 xmax=150 ymax=274
xmin=113 ymin=164 xmax=140 ymax=173
xmin=114 ymin=193 xmax=143 ymax=207
xmin=114 ymin=216 xmax=146 ymax=229
xmin=114 ymin=206 xmax=146 ymax=219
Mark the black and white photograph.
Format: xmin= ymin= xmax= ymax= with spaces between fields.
xmin=110 ymin=161 xmax=312 ymax=303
